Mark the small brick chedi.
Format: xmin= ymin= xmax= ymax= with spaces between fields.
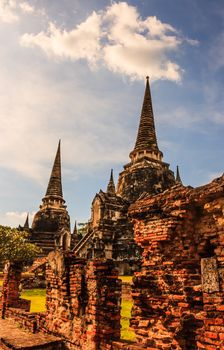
xmin=30 ymin=141 xmax=71 ymax=256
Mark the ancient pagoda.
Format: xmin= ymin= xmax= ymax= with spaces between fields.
xmin=117 ymin=76 xmax=176 ymax=202
xmin=74 ymin=77 xmax=177 ymax=274
xmin=31 ymin=141 xmax=71 ymax=256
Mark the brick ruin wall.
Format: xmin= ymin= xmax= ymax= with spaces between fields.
xmin=129 ymin=176 xmax=224 ymax=350
xmin=0 ymin=252 xmax=122 ymax=350
xmin=1 ymin=175 xmax=224 ymax=350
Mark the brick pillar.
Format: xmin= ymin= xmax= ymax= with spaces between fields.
xmin=45 ymin=251 xmax=121 ymax=350
xmin=86 ymin=259 xmax=121 ymax=350
xmin=0 ymin=262 xmax=22 ymax=318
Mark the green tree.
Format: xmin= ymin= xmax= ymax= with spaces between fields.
xmin=77 ymin=222 xmax=89 ymax=237
xmin=0 ymin=225 xmax=41 ymax=264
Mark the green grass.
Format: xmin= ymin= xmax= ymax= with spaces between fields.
xmin=119 ymin=276 xmax=133 ymax=283
xmin=19 ymin=287 xmax=135 ymax=341
xmin=121 ymin=299 xmax=135 ymax=341
xmin=21 ymin=289 xmax=46 ymax=312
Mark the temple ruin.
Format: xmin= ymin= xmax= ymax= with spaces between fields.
xmin=0 ymin=77 xmax=223 ymax=349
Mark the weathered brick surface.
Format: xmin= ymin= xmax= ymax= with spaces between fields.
xmin=0 ymin=318 xmax=63 ymax=350
xmin=4 ymin=308 xmax=45 ymax=333
xmin=0 ymin=252 xmax=121 ymax=350
xmin=129 ymin=176 xmax=224 ymax=350
xmin=1 ymin=175 xmax=224 ymax=349
xmin=45 ymin=251 xmax=121 ymax=350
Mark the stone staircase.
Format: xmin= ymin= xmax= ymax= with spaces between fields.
xmin=73 ymin=229 xmax=94 ymax=255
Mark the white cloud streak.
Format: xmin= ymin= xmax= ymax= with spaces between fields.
xmin=19 ymin=2 xmax=34 ymax=14
xmin=20 ymin=1 xmax=196 ymax=82
xmin=22 ymin=12 xmax=102 ymax=65
xmin=0 ymin=0 xmax=18 ymax=22
xmin=0 ymin=211 xmax=35 ymax=228
xmin=0 ymin=68 xmax=130 ymax=184
xmin=0 ymin=0 xmax=34 ymax=23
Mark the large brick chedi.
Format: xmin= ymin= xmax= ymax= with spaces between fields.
xmin=129 ymin=176 xmax=224 ymax=350
xmin=74 ymin=78 xmax=177 ymax=274
xmin=31 ymin=141 xmax=71 ymax=255
xmin=117 ymin=76 xmax=175 ymax=202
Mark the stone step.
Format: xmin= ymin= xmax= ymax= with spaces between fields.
xmin=0 ymin=338 xmax=63 ymax=350
xmin=0 ymin=319 xmax=63 ymax=350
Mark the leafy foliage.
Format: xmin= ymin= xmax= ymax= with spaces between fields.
xmin=0 ymin=225 xmax=41 ymax=263
xmin=77 ymin=222 xmax=88 ymax=237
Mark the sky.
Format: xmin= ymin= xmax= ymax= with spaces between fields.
xmin=0 ymin=0 xmax=223 ymax=229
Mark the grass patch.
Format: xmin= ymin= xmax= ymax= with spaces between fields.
xmin=121 ymin=299 xmax=135 ymax=341
xmin=119 ymin=276 xmax=133 ymax=283
xmin=21 ymin=289 xmax=46 ymax=312
xmin=19 ymin=287 xmax=135 ymax=341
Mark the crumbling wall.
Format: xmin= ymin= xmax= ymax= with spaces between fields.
xmin=0 ymin=252 xmax=121 ymax=350
xmin=45 ymin=251 xmax=121 ymax=350
xmin=1 ymin=176 xmax=223 ymax=350
xmin=129 ymin=176 xmax=224 ymax=350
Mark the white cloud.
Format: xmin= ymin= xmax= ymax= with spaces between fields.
xmin=0 ymin=66 xmax=130 ymax=185
xmin=19 ymin=2 xmax=34 ymax=14
xmin=21 ymin=12 xmax=102 ymax=66
xmin=0 ymin=211 xmax=35 ymax=228
xmin=0 ymin=0 xmax=19 ymax=23
xmin=0 ymin=0 xmax=35 ymax=23
xmin=213 ymin=111 xmax=224 ymax=124
xmin=20 ymin=1 xmax=196 ymax=82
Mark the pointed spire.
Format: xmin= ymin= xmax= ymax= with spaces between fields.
xmin=45 ymin=140 xmax=63 ymax=198
xmin=134 ymin=76 xmax=159 ymax=152
xmin=24 ymin=213 xmax=29 ymax=230
xmin=176 ymin=165 xmax=182 ymax=184
xmin=73 ymin=221 xmax=78 ymax=235
xmin=107 ymin=169 xmax=116 ymax=195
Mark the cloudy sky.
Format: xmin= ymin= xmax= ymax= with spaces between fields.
xmin=0 ymin=0 xmax=223 ymax=229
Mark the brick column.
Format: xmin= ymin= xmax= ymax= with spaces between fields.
xmin=0 ymin=262 xmax=23 ymax=318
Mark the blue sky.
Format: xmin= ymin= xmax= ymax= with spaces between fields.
xmin=0 ymin=0 xmax=223 ymax=229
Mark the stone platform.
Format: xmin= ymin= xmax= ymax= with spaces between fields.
xmin=0 ymin=319 xmax=63 ymax=350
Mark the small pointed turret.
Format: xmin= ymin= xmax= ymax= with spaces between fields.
xmin=176 ymin=165 xmax=182 ymax=184
xmin=70 ymin=220 xmax=79 ymax=249
xmin=130 ymin=77 xmax=163 ymax=163
xmin=45 ymin=140 xmax=63 ymax=198
xmin=107 ymin=169 xmax=116 ymax=195
xmin=24 ymin=213 xmax=29 ymax=230
xmin=40 ymin=140 xmax=65 ymax=210
xmin=73 ymin=221 xmax=78 ymax=235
